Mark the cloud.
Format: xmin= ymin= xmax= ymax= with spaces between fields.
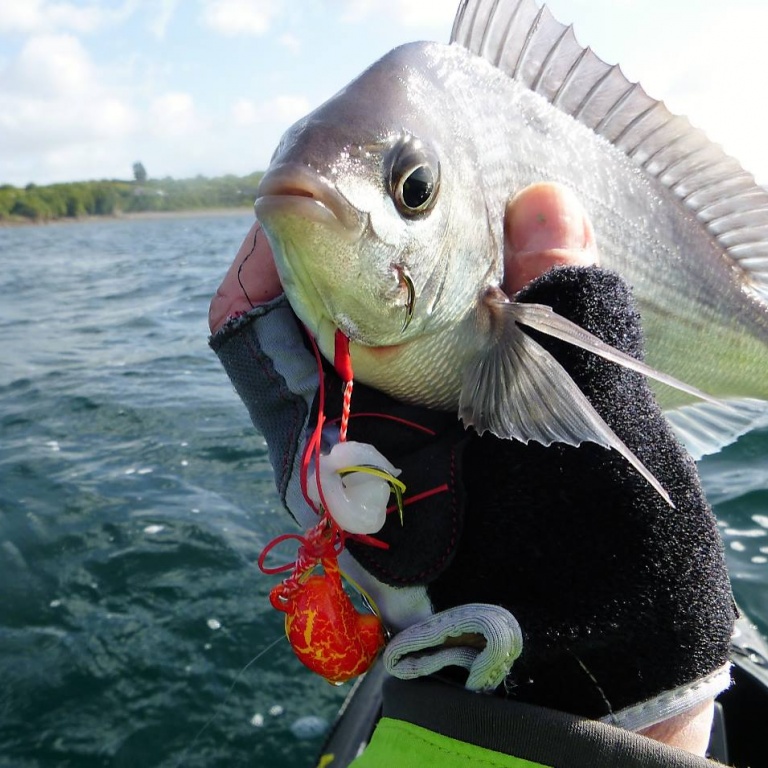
xmin=0 ymin=0 xmax=137 ymax=35
xmin=150 ymin=92 xmax=201 ymax=137
xmin=148 ymin=0 xmax=179 ymax=40
xmin=231 ymin=97 xmax=260 ymax=126
xmin=0 ymin=33 xmax=137 ymax=182
xmin=0 ymin=3 xmax=40 ymax=33
xmin=601 ymin=8 xmax=768 ymax=180
xmin=6 ymin=33 xmax=94 ymax=98
xmin=278 ymin=32 xmax=300 ymax=54
xmin=339 ymin=0 xmax=455 ymax=28
xmin=270 ymin=94 xmax=310 ymax=122
xmin=0 ymin=93 xmax=136 ymax=152
xmin=231 ymin=94 xmax=309 ymax=126
xmin=199 ymin=0 xmax=283 ymax=36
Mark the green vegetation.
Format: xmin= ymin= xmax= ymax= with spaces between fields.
xmin=0 ymin=171 xmax=264 ymax=224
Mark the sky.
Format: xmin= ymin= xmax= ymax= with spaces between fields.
xmin=1 ymin=0 xmax=767 ymax=187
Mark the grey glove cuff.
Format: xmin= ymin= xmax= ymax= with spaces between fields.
xmin=209 ymin=296 xmax=316 ymax=521
xmin=603 ymin=664 xmax=731 ymax=732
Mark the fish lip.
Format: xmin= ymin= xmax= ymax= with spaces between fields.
xmin=254 ymin=164 xmax=364 ymax=240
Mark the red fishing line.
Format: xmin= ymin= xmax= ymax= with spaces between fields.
xmin=341 ymin=411 xmax=438 ymax=435
xmin=386 ymin=483 xmax=450 ymax=515
xmin=333 ymin=329 xmax=354 ymax=381
xmin=257 ymin=325 xmax=388 ymax=684
xmin=339 ymin=381 xmax=353 ymax=442
xmin=334 ymin=330 xmax=354 ymax=443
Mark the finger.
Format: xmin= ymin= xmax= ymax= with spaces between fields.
xmin=208 ymin=220 xmax=283 ymax=333
xmin=503 ymin=182 xmax=598 ymax=295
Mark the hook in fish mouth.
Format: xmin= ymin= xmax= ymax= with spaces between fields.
xmin=393 ymin=264 xmax=415 ymax=333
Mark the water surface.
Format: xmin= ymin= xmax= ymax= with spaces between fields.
xmin=1 ymin=213 xmax=766 ymax=767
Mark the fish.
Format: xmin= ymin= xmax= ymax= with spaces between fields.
xmin=253 ymin=0 xmax=768 ymax=488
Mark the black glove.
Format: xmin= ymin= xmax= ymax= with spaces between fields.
xmin=211 ymin=264 xmax=735 ymax=726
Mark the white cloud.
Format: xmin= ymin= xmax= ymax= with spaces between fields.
xmin=41 ymin=142 xmax=134 ymax=181
xmin=599 ymin=8 xmax=768 ymax=181
xmin=0 ymin=32 xmax=137 ymax=182
xmin=269 ymin=94 xmax=310 ymax=122
xmin=0 ymin=0 xmax=137 ymax=35
xmin=389 ymin=0 xmax=457 ymax=28
xmin=0 ymin=89 xmax=137 ymax=159
xmin=231 ymin=94 xmax=309 ymax=126
xmin=339 ymin=0 xmax=455 ymax=28
xmin=6 ymin=33 xmax=94 ymax=98
xmin=148 ymin=0 xmax=179 ymax=40
xmin=0 ymin=3 xmax=40 ymax=33
xmin=199 ymin=0 xmax=283 ymax=36
xmin=278 ymin=32 xmax=300 ymax=54
xmin=150 ymin=92 xmax=200 ymax=136
xmin=231 ymin=97 xmax=260 ymax=126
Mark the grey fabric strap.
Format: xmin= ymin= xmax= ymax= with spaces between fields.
xmin=383 ymin=603 xmax=523 ymax=691
xmin=382 ymin=676 xmax=725 ymax=768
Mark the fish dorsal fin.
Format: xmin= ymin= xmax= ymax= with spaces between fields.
xmin=451 ymin=0 xmax=768 ymax=302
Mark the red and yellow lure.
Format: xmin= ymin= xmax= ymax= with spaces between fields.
xmin=263 ymin=524 xmax=386 ymax=684
xmin=258 ymin=331 xmax=403 ymax=684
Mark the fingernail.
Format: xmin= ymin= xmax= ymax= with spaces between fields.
xmin=507 ymin=184 xmax=589 ymax=254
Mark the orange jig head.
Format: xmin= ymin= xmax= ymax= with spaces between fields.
xmin=270 ymin=555 xmax=385 ymax=684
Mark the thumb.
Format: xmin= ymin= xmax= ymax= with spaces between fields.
xmin=209 ymin=221 xmax=282 ymax=334
xmin=503 ymin=182 xmax=598 ymax=295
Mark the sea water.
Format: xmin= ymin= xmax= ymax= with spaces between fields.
xmin=1 ymin=213 xmax=766 ymax=767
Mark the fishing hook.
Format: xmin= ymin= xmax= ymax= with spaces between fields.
xmin=394 ymin=264 xmax=415 ymax=333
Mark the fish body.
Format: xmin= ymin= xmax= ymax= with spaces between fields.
xmin=254 ymin=0 xmax=768 ymax=461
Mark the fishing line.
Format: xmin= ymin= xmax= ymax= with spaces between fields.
xmin=339 ymin=381 xmax=353 ymax=442
xmin=236 ymin=224 xmax=263 ymax=309
xmin=174 ymin=634 xmax=284 ymax=768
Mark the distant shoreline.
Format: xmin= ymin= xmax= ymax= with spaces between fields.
xmin=0 ymin=171 xmax=263 ymax=227
xmin=0 ymin=206 xmax=255 ymax=228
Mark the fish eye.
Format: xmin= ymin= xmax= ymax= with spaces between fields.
xmin=389 ymin=138 xmax=440 ymax=217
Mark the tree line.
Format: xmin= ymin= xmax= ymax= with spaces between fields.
xmin=0 ymin=172 xmax=264 ymax=224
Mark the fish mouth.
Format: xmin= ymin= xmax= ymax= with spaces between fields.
xmin=254 ymin=164 xmax=365 ymax=240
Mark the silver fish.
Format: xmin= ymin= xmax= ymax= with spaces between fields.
xmin=254 ymin=0 xmax=768 ymax=501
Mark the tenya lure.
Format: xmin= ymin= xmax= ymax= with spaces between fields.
xmin=258 ymin=331 xmax=404 ymax=684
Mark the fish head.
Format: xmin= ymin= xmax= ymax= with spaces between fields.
xmin=254 ymin=42 xmax=498 ymax=362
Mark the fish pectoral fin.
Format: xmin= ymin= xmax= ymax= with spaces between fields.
xmin=459 ymin=298 xmax=672 ymax=507
xmin=664 ymin=397 xmax=768 ymax=460
xmin=508 ymin=301 xmax=723 ymax=405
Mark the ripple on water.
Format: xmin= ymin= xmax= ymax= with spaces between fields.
xmin=2 ymin=214 xmax=765 ymax=766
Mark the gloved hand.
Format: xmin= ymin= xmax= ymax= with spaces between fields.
xmin=209 ymin=183 xmax=734 ymax=729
